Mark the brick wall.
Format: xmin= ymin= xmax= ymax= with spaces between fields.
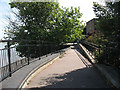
xmin=86 ymin=18 xmax=96 ymax=35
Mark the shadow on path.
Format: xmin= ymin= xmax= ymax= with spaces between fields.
xmin=31 ymin=67 xmax=110 ymax=88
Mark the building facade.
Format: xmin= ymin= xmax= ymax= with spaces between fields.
xmin=86 ymin=18 xmax=97 ymax=35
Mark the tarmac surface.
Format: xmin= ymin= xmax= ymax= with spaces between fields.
xmin=1 ymin=48 xmax=68 ymax=88
xmin=25 ymin=47 xmax=110 ymax=88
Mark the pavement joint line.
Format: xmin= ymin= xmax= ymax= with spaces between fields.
xmin=18 ymin=47 xmax=71 ymax=89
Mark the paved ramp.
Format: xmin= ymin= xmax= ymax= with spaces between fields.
xmin=25 ymin=47 xmax=110 ymax=88
xmin=1 ymin=48 xmax=68 ymax=88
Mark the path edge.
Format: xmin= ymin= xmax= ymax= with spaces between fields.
xmin=77 ymin=43 xmax=120 ymax=88
xmin=18 ymin=47 xmax=71 ymax=89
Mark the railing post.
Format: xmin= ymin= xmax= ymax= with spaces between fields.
xmin=39 ymin=42 xmax=41 ymax=60
xmin=50 ymin=43 xmax=52 ymax=53
xmin=46 ymin=44 xmax=48 ymax=57
xmin=45 ymin=42 xmax=48 ymax=57
xmin=7 ymin=41 xmax=12 ymax=77
xmin=27 ymin=46 xmax=30 ymax=65
xmin=28 ymin=57 xmax=29 ymax=65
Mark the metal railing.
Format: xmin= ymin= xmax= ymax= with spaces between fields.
xmin=0 ymin=40 xmax=69 ymax=82
xmin=80 ymin=41 xmax=120 ymax=69
xmin=80 ymin=41 xmax=101 ymax=57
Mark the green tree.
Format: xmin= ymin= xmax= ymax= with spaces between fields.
xmin=47 ymin=6 xmax=84 ymax=43
xmin=93 ymin=1 xmax=120 ymax=43
xmin=6 ymin=2 xmax=84 ymax=43
xmin=5 ymin=2 xmax=84 ymax=57
xmin=6 ymin=2 xmax=58 ymax=41
xmin=93 ymin=1 xmax=120 ymax=69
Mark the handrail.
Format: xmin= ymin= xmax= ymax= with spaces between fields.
xmin=0 ymin=40 xmax=59 ymax=44
xmin=83 ymin=42 xmax=100 ymax=48
xmin=80 ymin=41 xmax=101 ymax=55
xmin=0 ymin=40 xmax=70 ymax=82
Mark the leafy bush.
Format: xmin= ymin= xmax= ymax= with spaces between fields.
xmin=93 ymin=1 xmax=120 ymax=70
xmin=85 ymin=33 xmax=108 ymax=46
xmin=97 ymin=47 xmax=120 ymax=69
xmin=85 ymin=33 xmax=120 ymax=70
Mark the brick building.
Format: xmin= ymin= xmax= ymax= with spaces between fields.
xmin=86 ymin=18 xmax=97 ymax=35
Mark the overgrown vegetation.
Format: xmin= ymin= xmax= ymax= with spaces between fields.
xmin=92 ymin=1 xmax=120 ymax=70
xmin=85 ymin=33 xmax=107 ymax=59
xmin=85 ymin=33 xmax=108 ymax=46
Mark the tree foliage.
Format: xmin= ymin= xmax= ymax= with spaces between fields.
xmin=47 ymin=6 xmax=84 ymax=42
xmin=93 ymin=1 xmax=120 ymax=43
xmin=85 ymin=33 xmax=108 ymax=46
xmin=93 ymin=1 xmax=120 ymax=69
xmin=5 ymin=2 xmax=84 ymax=57
xmin=5 ymin=2 xmax=84 ymax=43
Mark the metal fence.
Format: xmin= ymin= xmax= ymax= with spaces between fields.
xmin=80 ymin=41 xmax=101 ymax=58
xmin=0 ymin=40 xmax=68 ymax=82
xmin=80 ymin=41 xmax=120 ymax=70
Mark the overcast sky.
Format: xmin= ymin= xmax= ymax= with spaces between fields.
xmin=0 ymin=0 xmax=102 ymax=40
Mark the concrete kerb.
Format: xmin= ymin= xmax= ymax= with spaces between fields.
xmin=93 ymin=64 xmax=120 ymax=88
xmin=77 ymin=43 xmax=120 ymax=88
xmin=18 ymin=47 xmax=71 ymax=89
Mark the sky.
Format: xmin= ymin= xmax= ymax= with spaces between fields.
xmin=0 ymin=0 xmax=11 ymax=40
xmin=58 ymin=0 xmax=101 ymax=22
xmin=0 ymin=0 xmax=102 ymax=40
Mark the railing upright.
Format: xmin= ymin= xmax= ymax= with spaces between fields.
xmin=7 ymin=41 xmax=12 ymax=77
xmin=27 ymin=57 xmax=29 ymax=65
xmin=27 ymin=46 xmax=30 ymax=65
xmin=39 ymin=42 xmax=41 ymax=60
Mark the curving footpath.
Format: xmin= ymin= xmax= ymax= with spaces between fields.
xmin=1 ymin=48 xmax=69 ymax=89
xmin=24 ymin=46 xmax=110 ymax=88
